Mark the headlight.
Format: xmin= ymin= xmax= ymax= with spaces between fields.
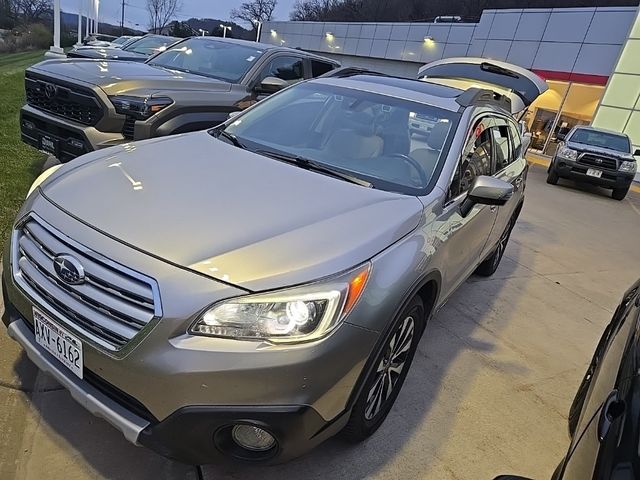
xmin=110 ymin=95 xmax=173 ymax=120
xmin=557 ymin=146 xmax=578 ymax=161
xmin=26 ymin=164 xmax=62 ymax=198
xmin=190 ymin=265 xmax=370 ymax=343
xmin=620 ymin=160 xmax=637 ymax=173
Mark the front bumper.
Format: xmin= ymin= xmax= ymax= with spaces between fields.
xmin=553 ymin=157 xmax=635 ymax=189
xmin=2 ymin=266 xmax=372 ymax=463
xmin=20 ymin=105 xmax=126 ymax=162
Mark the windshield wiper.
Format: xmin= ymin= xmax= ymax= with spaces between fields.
xmin=256 ymin=149 xmax=373 ymax=188
xmin=214 ymin=129 xmax=246 ymax=149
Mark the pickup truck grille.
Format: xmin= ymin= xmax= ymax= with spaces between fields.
xmin=578 ymin=153 xmax=618 ymax=170
xmin=12 ymin=215 xmax=161 ymax=352
xmin=25 ymin=76 xmax=103 ymax=126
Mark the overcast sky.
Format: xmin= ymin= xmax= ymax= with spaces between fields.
xmin=60 ymin=0 xmax=297 ymax=30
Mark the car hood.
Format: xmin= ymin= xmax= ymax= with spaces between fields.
xmin=40 ymin=132 xmax=423 ymax=291
xmin=68 ymin=47 xmax=146 ymax=60
xmin=565 ymin=141 xmax=636 ymax=161
xmin=29 ymin=59 xmax=233 ymax=95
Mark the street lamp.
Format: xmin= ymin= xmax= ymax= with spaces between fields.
xmin=220 ymin=24 xmax=231 ymax=38
xmin=252 ymin=20 xmax=262 ymax=42
xmin=198 ymin=28 xmax=207 ymax=36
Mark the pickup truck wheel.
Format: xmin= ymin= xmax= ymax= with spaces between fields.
xmin=475 ymin=216 xmax=515 ymax=277
xmin=342 ymin=296 xmax=425 ymax=442
xmin=612 ymin=185 xmax=629 ymax=201
xmin=546 ymin=167 xmax=559 ymax=185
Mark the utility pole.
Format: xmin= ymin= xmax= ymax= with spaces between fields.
xmin=120 ymin=0 xmax=125 ymax=35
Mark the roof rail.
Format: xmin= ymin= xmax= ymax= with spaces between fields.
xmin=320 ymin=66 xmax=386 ymax=79
xmin=456 ymin=87 xmax=512 ymax=112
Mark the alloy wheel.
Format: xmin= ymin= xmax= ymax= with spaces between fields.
xmin=364 ymin=315 xmax=415 ymax=420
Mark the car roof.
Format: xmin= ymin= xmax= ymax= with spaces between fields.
xmin=311 ymin=73 xmax=469 ymax=112
xmin=185 ymin=36 xmax=339 ymax=64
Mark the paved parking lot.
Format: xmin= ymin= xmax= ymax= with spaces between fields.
xmin=1 ymin=163 xmax=639 ymax=480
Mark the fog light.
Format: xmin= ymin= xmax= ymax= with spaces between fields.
xmin=231 ymin=425 xmax=276 ymax=452
xmin=23 ymin=120 xmax=35 ymax=130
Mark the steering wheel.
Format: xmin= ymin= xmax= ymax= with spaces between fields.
xmin=387 ymin=154 xmax=429 ymax=187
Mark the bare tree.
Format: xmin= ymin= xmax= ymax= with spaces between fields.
xmin=146 ymin=0 xmax=181 ymax=32
xmin=13 ymin=0 xmax=51 ymax=24
xmin=230 ymin=0 xmax=277 ymax=30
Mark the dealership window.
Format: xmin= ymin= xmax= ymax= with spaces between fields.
xmin=524 ymin=80 xmax=605 ymax=157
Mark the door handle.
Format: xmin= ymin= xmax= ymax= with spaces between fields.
xmin=490 ymin=205 xmax=497 ymax=212
xmin=597 ymin=389 xmax=625 ymax=442
xmin=514 ymin=177 xmax=523 ymax=189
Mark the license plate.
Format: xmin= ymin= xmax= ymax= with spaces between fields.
xmin=586 ymin=168 xmax=603 ymax=178
xmin=40 ymin=135 xmax=58 ymax=155
xmin=33 ymin=307 xmax=83 ymax=379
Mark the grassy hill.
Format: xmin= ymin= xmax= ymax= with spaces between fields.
xmin=0 ymin=50 xmax=47 ymax=243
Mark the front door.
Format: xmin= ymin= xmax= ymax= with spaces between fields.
xmin=438 ymin=118 xmax=498 ymax=300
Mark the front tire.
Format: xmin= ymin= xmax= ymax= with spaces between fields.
xmin=612 ymin=185 xmax=629 ymax=201
xmin=342 ymin=296 xmax=425 ymax=442
xmin=475 ymin=215 xmax=515 ymax=277
xmin=546 ymin=166 xmax=559 ymax=185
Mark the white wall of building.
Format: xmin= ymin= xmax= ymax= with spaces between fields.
xmin=592 ymin=7 xmax=640 ymax=180
xmin=261 ymin=7 xmax=636 ymax=79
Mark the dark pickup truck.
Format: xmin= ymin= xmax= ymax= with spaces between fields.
xmin=547 ymin=126 xmax=640 ymax=200
xmin=20 ymin=36 xmax=339 ymax=162
xmin=547 ymin=126 xmax=638 ymax=200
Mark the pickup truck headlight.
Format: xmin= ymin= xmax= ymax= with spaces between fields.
xmin=110 ymin=95 xmax=173 ymax=120
xmin=26 ymin=164 xmax=62 ymax=198
xmin=190 ymin=265 xmax=370 ymax=343
xmin=620 ymin=161 xmax=637 ymax=173
xmin=557 ymin=146 xmax=578 ymax=161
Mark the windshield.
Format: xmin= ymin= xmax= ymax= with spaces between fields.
xmin=221 ymin=82 xmax=460 ymax=195
xmin=148 ymin=38 xmax=265 ymax=82
xmin=125 ymin=35 xmax=178 ymax=56
xmin=112 ymin=36 xmax=130 ymax=45
xmin=569 ymin=128 xmax=631 ymax=153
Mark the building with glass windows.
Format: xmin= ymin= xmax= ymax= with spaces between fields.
xmin=260 ymin=6 xmax=640 ymax=179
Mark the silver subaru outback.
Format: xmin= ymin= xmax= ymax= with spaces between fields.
xmin=2 ymin=59 xmax=546 ymax=464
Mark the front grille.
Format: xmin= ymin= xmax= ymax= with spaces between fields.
xmin=122 ymin=116 xmax=136 ymax=139
xmin=25 ymin=76 xmax=103 ymax=126
xmin=579 ymin=153 xmax=618 ymax=170
xmin=12 ymin=214 xmax=161 ymax=352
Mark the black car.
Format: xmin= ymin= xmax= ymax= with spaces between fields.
xmin=67 ymin=34 xmax=179 ymax=62
xmin=20 ymin=36 xmax=339 ymax=162
xmin=496 ymin=279 xmax=640 ymax=479
xmin=546 ymin=126 xmax=638 ymax=200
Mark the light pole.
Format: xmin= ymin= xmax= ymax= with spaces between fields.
xmin=220 ymin=24 xmax=231 ymax=38
xmin=252 ymin=20 xmax=262 ymax=42
xmin=76 ymin=0 xmax=83 ymax=45
xmin=198 ymin=29 xmax=207 ymax=36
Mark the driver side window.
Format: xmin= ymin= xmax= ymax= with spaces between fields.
xmin=257 ymin=56 xmax=305 ymax=85
xmin=449 ymin=119 xmax=493 ymax=199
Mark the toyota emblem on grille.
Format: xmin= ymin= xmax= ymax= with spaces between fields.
xmin=53 ymin=254 xmax=85 ymax=285
xmin=43 ymin=83 xmax=57 ymax=99
xmin=595 ymin=158 xmax=603 ymax=164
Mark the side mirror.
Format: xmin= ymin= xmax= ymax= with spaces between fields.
xmin=634 ymin=149 xmax=640 ymax=157
xmin=227 ymin=111 xmax=241 ymax=120
xmin=556 ymin=133 xmax=566 ymax=141
xmin=460 ymin=176 xmax=514 ymax=217
xmin=258 ymin=76 xmax=288 ymax=94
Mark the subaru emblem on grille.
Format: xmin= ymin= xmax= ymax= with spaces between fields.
xmin=44 ymin=83 xmax=57 ymax=99
xmin=53 ymin=254 xmax=85 ymax=285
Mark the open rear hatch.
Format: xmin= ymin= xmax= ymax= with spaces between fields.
xmin=417 ymin=57 xmax=548 ymax=114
